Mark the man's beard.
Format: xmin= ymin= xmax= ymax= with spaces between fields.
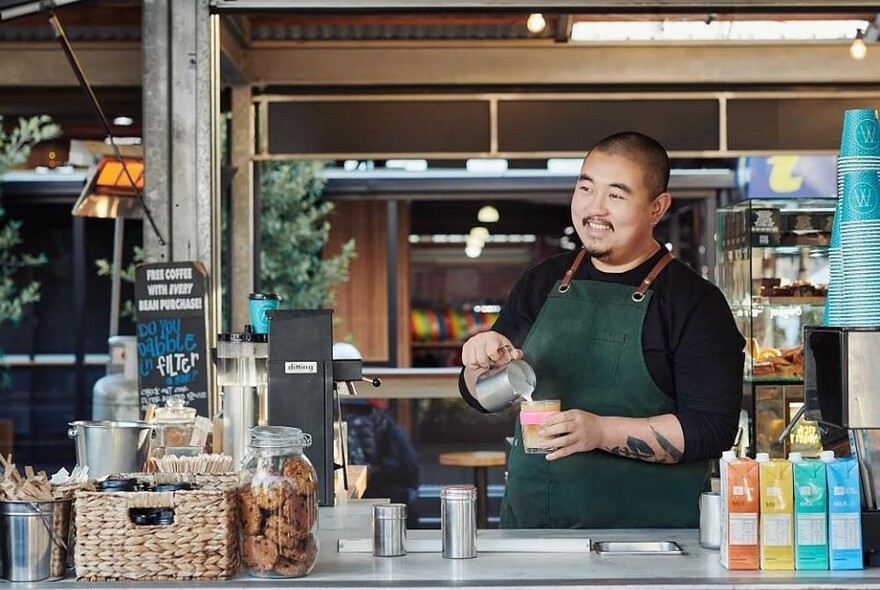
xmin=580 ymin=217 xmax=612 ymax=261
xmin=583 ymin=240 xmax=610 ymax=261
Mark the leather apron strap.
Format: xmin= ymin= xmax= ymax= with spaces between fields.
xmin=558 ymin=248 xmax=674 ymax=301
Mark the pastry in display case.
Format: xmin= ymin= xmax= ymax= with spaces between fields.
xmin=716 ymin=198 xmax=834 ymax=457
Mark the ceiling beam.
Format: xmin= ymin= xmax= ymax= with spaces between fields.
xmin=212 ymin=0 xmax=880 ymax=10
xmin=243 ymin=42 xmax=880 ymax=86
xmin=0 ymin=43 xmax=141 ymax=86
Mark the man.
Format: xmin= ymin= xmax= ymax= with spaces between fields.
xmin=459 ymin=131 xmax=744 ymax=528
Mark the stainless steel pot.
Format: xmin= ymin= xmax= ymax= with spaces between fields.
xmin=67 ymin=420 xmax=152 ymax=478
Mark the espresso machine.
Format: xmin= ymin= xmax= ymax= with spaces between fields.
xmin=803 ymin=325 xmax=880 ymax=564
xmin=265 ymin=309 xmax=380 ymax=507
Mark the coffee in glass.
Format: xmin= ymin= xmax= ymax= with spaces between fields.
xmin=520 ymin=399 xmax=561 ymax=454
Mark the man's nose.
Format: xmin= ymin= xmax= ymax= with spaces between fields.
xmin=587 ymin=192 xmax=610 ymax=215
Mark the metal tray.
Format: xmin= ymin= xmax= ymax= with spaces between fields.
xmin=592 ymin=541 xmax=684 ymax=555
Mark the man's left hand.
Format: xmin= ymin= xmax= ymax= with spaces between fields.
xmin=539 ymin=409 xmax=603 ymax=461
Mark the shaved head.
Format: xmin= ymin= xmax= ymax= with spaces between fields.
xmin=588 ymin=132 xmax=670 ymax=198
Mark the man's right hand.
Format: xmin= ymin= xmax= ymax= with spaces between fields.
xmin=461 ymin=331 xmax=523 ymax=369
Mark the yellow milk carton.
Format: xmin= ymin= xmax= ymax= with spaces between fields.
xmin=720 ymin=451 xmax=759 ymax=570
xmin=758 ymin=453 xmax=795 ymax=570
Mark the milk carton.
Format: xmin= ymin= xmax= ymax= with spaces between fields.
xmin=790 ymin=453 xmax=828 ymax=570
xmin=823 ymin=451 xmax=863 ymax=570
xmin=758 ymin=453 xmax=794 ymax=570
xmin=720 ymin=451 xmax=759 ymax=570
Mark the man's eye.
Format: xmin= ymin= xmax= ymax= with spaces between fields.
xmin=579 ymin=185 xmax=592 ymax=193
xmin=610 ymin=192 xmax=625 ymax=200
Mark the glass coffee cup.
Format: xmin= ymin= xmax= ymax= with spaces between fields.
xmin=520 ymin=399 xmax=561 ymax=454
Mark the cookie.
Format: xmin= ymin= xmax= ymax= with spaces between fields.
xmin=252 ymin=535 xmax=279 ymax=572
xmin=283 ymin=456 xmax=318 ymax=494
xmin=273 ymin=555 xmax=309 ymax=577
xmin=251 ymin=481 xmax=285 ymax=511
xmin=265 ymin=514 xmax=298 ymax=544
xmin=241 ymin=534 xmax=258 ymax=568
xmin=239 ymin=490 xmax=263 ymax=535
xmin=281 ymin=491 xmax=317 ymax=536
xmin=279 ymin=533 xmax=318 ymax=565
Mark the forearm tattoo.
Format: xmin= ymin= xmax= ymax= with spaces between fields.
xmin=608 ymin=436 xmax=655 ymax=460
xmin=650 ymin=422 xmax=683 ymax=462
xmin=606 ymin=420 xmax=683 ymax=463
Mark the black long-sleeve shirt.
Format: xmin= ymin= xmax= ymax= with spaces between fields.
xmin=459 ymin=247 xmax=745 ymax=463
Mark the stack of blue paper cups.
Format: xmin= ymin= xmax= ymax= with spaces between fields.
xmin=825 ymin=108 xmax=880 ymax=326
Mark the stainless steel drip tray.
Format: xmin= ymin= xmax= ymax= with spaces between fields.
xmin=592 ymin=541 xmax=685 ymax=555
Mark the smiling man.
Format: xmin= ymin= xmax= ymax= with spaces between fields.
xmin=459 ymin=131 xmax=745 ymax=528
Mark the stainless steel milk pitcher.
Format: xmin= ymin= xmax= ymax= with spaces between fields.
xmin=474 ymin=346 xmax=536 ymax=413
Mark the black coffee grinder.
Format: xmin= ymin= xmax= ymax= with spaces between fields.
xmin=265 ymin=309 xmax=380 ymax=506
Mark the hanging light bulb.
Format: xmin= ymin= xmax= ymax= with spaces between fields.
xmin=850 ymin=29 xmax=867 ymax=60
xmin=477 ymin=205 xmax=499 ymax=223
xmin=526 ymin=13 xmax=546 ymax=34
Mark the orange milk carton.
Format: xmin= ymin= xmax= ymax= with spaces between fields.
xmin=720 ymin=451 xmax=760 ymax=570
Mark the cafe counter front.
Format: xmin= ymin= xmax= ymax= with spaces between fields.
xmin=42 ymin=500 xmax=880 ymax=590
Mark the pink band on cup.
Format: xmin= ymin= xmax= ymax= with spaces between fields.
xmin=520 ymin=411 xmax=552 ymax=425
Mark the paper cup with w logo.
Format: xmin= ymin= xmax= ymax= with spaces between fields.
xmin=839 ymin=108 xmax=880 ymax=158
xmin=836 ymin=169 xmax=880 ymax=325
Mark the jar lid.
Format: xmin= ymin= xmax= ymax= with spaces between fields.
xmin=154 ymin=396 xmax=197 ymax=424
xmin=440 ymin=485 xmax=476 ymax=500
xmin=373 ymin=503 xmax=407 ymax=519
xmin=250 ymin=425 xmax=312 ymax=449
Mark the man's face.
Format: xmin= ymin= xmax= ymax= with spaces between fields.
xmin=570 ymin=150 xmax=666 ymax=267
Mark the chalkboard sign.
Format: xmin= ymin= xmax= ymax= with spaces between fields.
xmin=135 ymin=261 xmax=210 ymax=417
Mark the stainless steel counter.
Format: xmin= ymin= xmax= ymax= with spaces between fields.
xmin=20 ymin=499 xmax=880 ymax=589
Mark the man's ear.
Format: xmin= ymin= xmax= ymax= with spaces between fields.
xmin=652 ymin=192 xmax=672 ymax=220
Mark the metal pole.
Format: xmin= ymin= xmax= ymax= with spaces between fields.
xmin=109 ymin=217 xmax=124 ymax=337
xmin=73 ymin=216 xmax=87 ymax=420
xmin=386 ymin=200 xmax=398 ymax=367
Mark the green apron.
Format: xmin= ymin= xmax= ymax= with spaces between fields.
xmin=500 ymin=250 xmax=709 ymax=528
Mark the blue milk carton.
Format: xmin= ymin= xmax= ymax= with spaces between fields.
xmin=790 ymin=453 xmax=828 ymax=570
xmin=822 ymin=451 xmax=863 ymax=570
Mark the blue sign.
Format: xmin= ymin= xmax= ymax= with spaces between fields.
xmin=743 ymin=155 xmax=837 ymax=200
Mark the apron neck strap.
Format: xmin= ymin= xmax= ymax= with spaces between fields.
xmin=632 ymin=250 xmax=674 ymax=302
xmin=558 ymin=249 xmax=589 ymax=293
xmin=557 ymin=248 xmax=674 ymax=300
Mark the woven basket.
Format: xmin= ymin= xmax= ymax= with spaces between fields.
xmin=73 ymin=476 xmax=239 ymax=581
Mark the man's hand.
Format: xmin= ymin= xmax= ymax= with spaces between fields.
xmin=539 ymin=411 xmax=685 ymax=464
xmin=539 ymin=409 xmax=602 ymax=460
xmin=461 ymin=331 xmax=523 ymax=369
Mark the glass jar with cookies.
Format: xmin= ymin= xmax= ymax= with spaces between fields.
xmin=239 ymin=425 xmax=319 ymax=578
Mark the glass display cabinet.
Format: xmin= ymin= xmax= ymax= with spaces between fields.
xmin=716 ymin=198 xmax=834 ymax=458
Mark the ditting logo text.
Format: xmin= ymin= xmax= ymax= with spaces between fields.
xmin=285 ymin=361 xmax=317 ymax=374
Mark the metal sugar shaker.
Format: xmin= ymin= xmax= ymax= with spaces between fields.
xmin=440 ymin=485 xmax=477 ymax=559
xmin=372 ymin=503 xmax=407 ymax=557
